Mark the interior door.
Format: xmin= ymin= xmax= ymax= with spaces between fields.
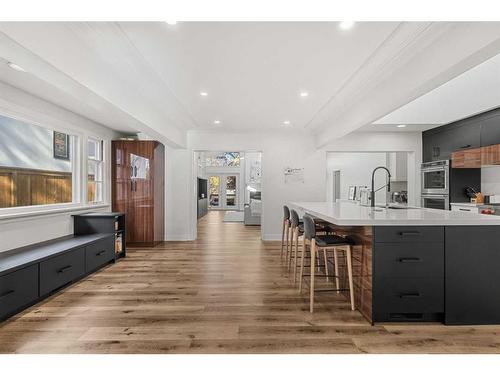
xmin=208 ymin=174 xmax=239 ymax=209
xmin=208 ymin=176 xmax=221 ymax=208
xmin=223 ymin=175 xmax=238 ymax=209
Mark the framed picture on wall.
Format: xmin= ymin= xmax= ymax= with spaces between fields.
xmin=348 ymin=186 xmax=357 ymax=200
xmin=53 ymin=131 xmax=70 ymax=160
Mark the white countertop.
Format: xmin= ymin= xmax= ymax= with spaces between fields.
xmin=289 ymin=201 xmax=500 ymax=226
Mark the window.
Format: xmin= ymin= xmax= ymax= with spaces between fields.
xmin=0 ymin=114 xmax=77 ymax=209
xmin=87 ymin=137 xmax=104 ymax=203
xmin=205 ymin=152 xmax=241 ymax=167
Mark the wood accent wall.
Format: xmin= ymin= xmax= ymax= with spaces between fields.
xmin=329 ymin=225 xmax=373 ymax=323
xmin=0 ymin=167 xmax=72 ymax=208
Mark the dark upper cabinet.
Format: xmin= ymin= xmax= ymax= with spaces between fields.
xmin=480 ymin=113 xmax=500 ymax=147
xmin=423 ymin=128 xmax=453 ymax=162
xmin=422 ymin=108 xmax=496 ymax=162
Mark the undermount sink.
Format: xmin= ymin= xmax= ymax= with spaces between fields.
xmin=375 ymin=205 xmax=420 ymax=210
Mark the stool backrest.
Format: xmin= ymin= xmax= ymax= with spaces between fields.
xmin=283 ymin=205 xmax=290 ymax=220
xmin=302 ymin=214 xmax=316 ymax=240
xmin=290 ymin=209 xmax=300 ymax=227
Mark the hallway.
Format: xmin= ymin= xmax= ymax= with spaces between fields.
xmin=1 ymin=211 xmax=500 ymax=353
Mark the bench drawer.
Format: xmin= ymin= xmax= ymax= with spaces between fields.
xmin=0 ymin=265 xmax=38 ymax=320
xmin=40 ymin=248 xmax=85 ymax=296
xmin=85 ymin=237 xmax=115 ymax=272
xmin=374 ymin=242 xmax=444 ymax=278
xmin=374 ymin=226 xmax=444 ymax=243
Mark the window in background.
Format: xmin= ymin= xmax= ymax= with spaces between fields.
xmin=87 ymin=137 xmax=104 ymax=203
xmin=205 ymin=152 xmax=240 ymax=167
xmin=0 ymin=114 xmax=77 ymax=209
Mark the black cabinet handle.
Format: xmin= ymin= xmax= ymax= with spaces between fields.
xmin=0 ymin=290 xmax=15 ymax=299
xmin=96 ymin=250 xmax=106 ymax=256
xmin=460 ymin=145 xmax=471 ymax=149
xmin=459 ymin=208 xmax=471 ymax=212
xmin=399 ymin=231 xmax=421 ymax=236
xmin=399 ymin=293 xmax=420 ymax=298
xmin=398 ymin=257 xmax=422 ymax=263
xmin=399 ymin=292 xmax=420 ymax=298
xmin=57 ymin=265 xmax=73 ymax=274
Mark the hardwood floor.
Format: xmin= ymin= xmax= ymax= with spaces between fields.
xmin=2 ymin=210 xmax=500 ymax=353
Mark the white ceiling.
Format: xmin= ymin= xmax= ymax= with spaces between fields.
xmin=0 ymin=22 xmax=400 ymax=138
xmin=1 ymin=22 xmax=500 ymax=147
xmin=118 ymin=22 xmax=399 ymax=130
xmin=373 ymin=51 xmax=500 ymax=129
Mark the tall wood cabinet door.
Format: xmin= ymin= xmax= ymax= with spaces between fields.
xmin=112 ymin=141 xmax=132 ymax=222
xmin=128 ymin=141 xmax=155 ymax=245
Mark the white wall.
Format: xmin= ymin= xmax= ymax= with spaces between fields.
xmin=0 ymin=82 xmax=120 ymax=253
xmin=165 ymin=146 xmax=194 ymax=241
xmin=326 ymin=152 xmax=389 ymax=203
xmin=164 ymin=129 xmax=422 ymax=242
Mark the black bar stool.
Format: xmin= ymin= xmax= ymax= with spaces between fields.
xmin=281 ymin=205 xmax=291 ymax=261
xmin=299 ymin=214 xmax=355 ymax=313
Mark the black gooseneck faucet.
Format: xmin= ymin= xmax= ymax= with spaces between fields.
xmin=370 ymin=166 xmax=392 ymax=207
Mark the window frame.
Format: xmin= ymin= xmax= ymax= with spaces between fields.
xmin=0 ymin=110 xmax=109 ymax=220
xmin=86 ymin=136 xmax=105 ymax=204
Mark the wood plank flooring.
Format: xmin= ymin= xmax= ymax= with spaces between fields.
xmin=2 ymin=211 xmax=500 ymax=353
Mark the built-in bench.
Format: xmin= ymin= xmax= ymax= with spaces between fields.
xmin=0 ymin=233 xmax=115 ymax=321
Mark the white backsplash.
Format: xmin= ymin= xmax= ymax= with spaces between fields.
xmin=481 ymin=166 xmax=500 ymax=195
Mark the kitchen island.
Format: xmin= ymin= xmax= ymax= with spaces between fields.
xmin=290 ymin=201 xmax=500 ymax=325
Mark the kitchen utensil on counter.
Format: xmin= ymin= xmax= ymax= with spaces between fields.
xmin=465 ymin=186 xmax=478 ymax=199
xmin=475 ymin=192 xmax=484 ymax=204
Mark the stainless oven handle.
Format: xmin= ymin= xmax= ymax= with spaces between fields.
xmin=422 ymin=167 xmax=447 ymax=173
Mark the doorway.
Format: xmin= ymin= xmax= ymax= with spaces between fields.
xmin=208 ymin=174 xmax=239 ymax=210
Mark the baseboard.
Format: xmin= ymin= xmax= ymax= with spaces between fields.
xmin=262 ymin=233 xmax=282 ymax=241
xmin=165 ymin=235 xmax=196 ymax=241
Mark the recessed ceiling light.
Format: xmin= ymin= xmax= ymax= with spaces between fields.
xmin=213 ymin=120 xmax=221 ymax=125
xmin=300 ymin=92 xmax=309 ymax=98
xmin=165 ymin=21 xmax=177 ymax=25
xmin=283 ymin=120 xmax=291 ymax=126
xmin=397 ymin=124 xmax=407 ymax=128
xmin=7 ymin=62 xmax=26 ymax=72
xmin=200 ymin=91 xmax=208 ymax=97
xmin=339 ymin=21 xmax=355 ymax=30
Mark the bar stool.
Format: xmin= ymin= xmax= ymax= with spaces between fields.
xmin=287 ymin=209 xmax=303 ymax=277
xmin=281 ymin=205 xmax=291 ymax=261
xmin=299 ymin=214 xmax=355 ymax=313
xmin=287 ymin=209 xmax=330 ymax=279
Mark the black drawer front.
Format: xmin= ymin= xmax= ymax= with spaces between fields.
xmin=40 ymin=248 xmax=85 ymax=296
xmin=0 ymin=265 xmax=38 ymax=320
xmin=374 ymin=277 xmax=444 ymax=313
xmin=374 ymin=226 xmax=444 ymax=243
xmin=85 ymin=237 xmax=115 ymax=272
xmin=374 ymin=242 xmax=444 ymax=278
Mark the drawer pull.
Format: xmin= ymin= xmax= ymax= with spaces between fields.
xmin=399 ymin=231 xmax=421 ymax=237
xmin=399 ymin=293 xmax=421 ymax=298
xmin=96 ymin=250 xmax=106 ymax=256
xmin=0 ymin=290 xmax=15 ymax=299
xmin=57 ymin=265 xmax=73 ymax=274
xmin=459 ymin=208 xmax=471 ymax=212
xmin=398 ymin=257 xmax=422 ymax=263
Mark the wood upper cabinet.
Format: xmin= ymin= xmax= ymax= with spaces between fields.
xmin=451 ymin=148 xmax=481 ymax=168
xmin=481 ymin=144 xmax=500 ymax=166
